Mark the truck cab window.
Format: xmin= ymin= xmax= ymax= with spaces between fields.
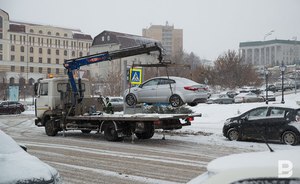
xmin=40 ymin=83 xmax=48 ymax=96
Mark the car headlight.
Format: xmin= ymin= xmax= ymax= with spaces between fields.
xmin=224 ymin=119 xmax=231 ymax=126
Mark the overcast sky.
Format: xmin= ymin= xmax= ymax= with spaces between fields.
xmin=1 ymin=0 xmax=299 ymax=60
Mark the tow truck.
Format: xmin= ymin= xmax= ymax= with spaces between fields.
xmin=34 ymin=43 xmax=199 ymax=141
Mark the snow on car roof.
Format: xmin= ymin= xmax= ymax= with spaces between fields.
xmin=207 ymin=149 xmax=300 ymax=173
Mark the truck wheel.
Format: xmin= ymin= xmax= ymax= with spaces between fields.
xmin=45 ymin=119 xmax=58 ymax=136
xmin=104 ymin=124 xmax=123 ymax=141
xmin=169 ymin=94 xmax=183 ymax=107
xmin=14 ymin=108 xmax=22 ymax=114
xmin=135 ymin=123 xmax=154 ymax=139
xmin=125 ymin=93 xmax=137 ymax=106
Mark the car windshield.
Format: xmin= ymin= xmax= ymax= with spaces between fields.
xmin=0 ymin=130 xmax=23 ymax=154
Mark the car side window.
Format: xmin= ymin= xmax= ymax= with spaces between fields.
xmin=269 ymin=108 xmax=285 ymax=118
xmin=142 ymin=79 xmax=159 ymax=87
xmin=158 ymin=79 xmax=175 ymax=85
xmin=248 ymin=108 xmax=268 ymax=120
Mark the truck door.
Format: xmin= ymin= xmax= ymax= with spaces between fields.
xmin=35 ymin=82 xmax=50 ymax=118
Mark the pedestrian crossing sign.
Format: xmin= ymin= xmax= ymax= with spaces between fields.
xmin=130 ymin=68 xmax=142 ymax=85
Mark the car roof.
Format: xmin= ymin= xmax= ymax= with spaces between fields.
xmin=207 ymin=149 xmax=300 ymax=173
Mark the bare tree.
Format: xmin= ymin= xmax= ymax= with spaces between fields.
xmin=214 ymin=50 xmax=262 ymax=88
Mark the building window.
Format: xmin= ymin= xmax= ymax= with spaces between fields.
xmin=39 ymin=57 xmax=42 ymax=63
xmin=47 ymin=31 xmax=51 ymax=35
xmin=30 ymin=67 xmax=34 ymax=72
xmin=56 ymin=32 xmax=60 ymax=36
xmin=102 ymin=36 xmax=105 ymax=41
xmin=39 ymin=30 xmax=43 ymax=34
xmin=56 ymin=49 xmax=59 ymax=55
xmin=64 ymin=50 xmax=67 ymax=56
xmin=30 ymin=57 xmax=33 ymax=62
xmin=79 ymin=52 xmax=83 ymax=57
xmin=0 ymin=55 xmax=2 ymax=60
xmin=20 ymin=66 xmax=25 ymax=72
xmin=47 ymin=68 xmax=51 ymax=73
xmin=107 ymin=35 xmax=110 ymax=41
xmin=30 ymin=29 xmax=34 ymax=33
xmin=30 ymin=47 xmax=34 ymax=53
xmin=56 ymin=59 xmax=59 ymax=64
xmin=47 ymin=49 xmax=51 ymax=54
xmin=11 ymin=55 xmax=15 ymax=61
xmin=39 ymin=67 xmax=42 ymax=73
xmin=72 ymin=51 xmax=75 ymax=57
xmin=20 ymin=46 xmax=24 ymax=52
xmin=20 ymin=56 xmax=24 ymax=62
xmin=11 ymin=66 xmax=15 ymax=72
xmin=11 ymin=45 xmax=15 ymax=51
xmin=56 ymin=68 xmax=59 ymax=74
xmin=9 ymin=77 xmax=15 ymax=85
xmin=0 ymin=33 xmax=2 ymax=39
xmin=0 ymin=44 xmax=2 ymax=51
xmin=64 ymin=33 xmax=68 ymax=37
xmin=47 ymin=58 xmax=51 ymax=64
xmin=0 ymin=16 xmax=2 ymax=29
xmin=39 ymin=48 xmax=42 ymax=54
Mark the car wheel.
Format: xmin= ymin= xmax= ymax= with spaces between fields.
xmin=282 ymin=131 xmax=298 ymax=145
xmin=169 ymin=94 xmax=183 ymax=107
xmin=14 ymin=108 xmax=22 ymax=114
xmin=45 ymin=119 xmax=58 ymax=136
xmin=227 ymin=128 xmax=240 ymax=141
xmin=125 ymin=93 xmax=137 ymax=106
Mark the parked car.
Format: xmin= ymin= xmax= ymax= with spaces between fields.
xmin=0 ymin=129 xmax=63 ymax=184
xmin=223 ymin=106 xmax=300 ymax=145
xmin=260 ymin=91 xmax=276 ymax=101
xmin=266 ymin=84 xmax=277 ymax=92
xmin=274 ymin=81 xmax=294 ymax=91
xmin=188 ymin=149 xmax=300 ymax=184
xmin=233 ymin=92 xmax=264 ymax=103
xmin=0 ymin=101 xmax=25 ymax=114
xmin=124 ymin=76 xmax=209 ymax=107
xmin=207 ymin=94 xmax=234 ymax=104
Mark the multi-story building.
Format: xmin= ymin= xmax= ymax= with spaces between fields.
xmin=239 ymin=39 xmax=300 ymax=67
xmin=142 ymin=22 xmax=183 ymax=57
xmin=0 ymin=9 xmax=92 ymax=88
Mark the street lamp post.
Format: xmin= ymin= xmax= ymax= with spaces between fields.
xmin=264 ymin=68 xmax=269 ymax=104
xmin=280 ymin=63 xmax=286 ymax=104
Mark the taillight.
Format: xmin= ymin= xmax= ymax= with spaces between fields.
xmin=184 ymin=86 xmax=198 ymax=91
xmin=186 ymin=117 xmax=194 ymax=122
xmin=296 ymin=115 xmax=300 ymax=122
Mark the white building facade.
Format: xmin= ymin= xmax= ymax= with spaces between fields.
xmin=239 ymin=39 xmax=300 ymax=67
xmin=0 ymin=9 xmax=92 ymax=86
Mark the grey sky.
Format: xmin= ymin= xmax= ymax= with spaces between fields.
xmin=1 ymin=0 xmax=299 ymax=60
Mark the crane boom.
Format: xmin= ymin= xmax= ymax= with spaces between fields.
xmin=63 ymin=43 xmax=163 ymax=104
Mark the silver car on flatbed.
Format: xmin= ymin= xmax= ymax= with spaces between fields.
xmin=124 ymin=76 xmax=209 ymax=107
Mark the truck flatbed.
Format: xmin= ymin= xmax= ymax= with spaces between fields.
xmin=66 ymin=113 xmax=201 ymax=122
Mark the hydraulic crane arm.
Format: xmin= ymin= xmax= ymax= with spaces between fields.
xmin=63 ymin=43 xmax=163 ymax=104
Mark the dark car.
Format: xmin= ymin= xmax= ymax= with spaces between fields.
xmin=0 ymin=101 xmax=25 ymax=114
xmin=223 ymin=106 xmax=300 ymax=145
xmin=0 ymin=130 xmax=63 ymax=183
